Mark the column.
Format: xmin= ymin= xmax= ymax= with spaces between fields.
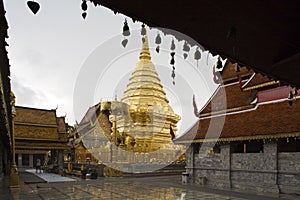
xmin=29 ymin=154 xmax=33 ymax=168
xmin=222 ymin=143 xmax=231 ymax=188
xmin=58 ymin=150 xmax=63 ymax=174
xmin=17 ymin=154 xmax=22 ymax=168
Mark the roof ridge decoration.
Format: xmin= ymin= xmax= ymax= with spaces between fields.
xmin=242 ymin=73 xmax=280 ymax=91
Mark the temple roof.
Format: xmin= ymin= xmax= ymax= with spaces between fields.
xmin=242 ymin=73 xmax=280 ymax=91
xmin=221 ymin=61 xmax=253 ymax=84
xmin=15 ymin=106 xmax=57 ymax=125
xmin=78 ymin=104 xmax=100 ymax=125
xmin=175 ymin=100 xmax=300 ymax=143
xmin=199 ymin=82 xmax=257 ymax=117
xmin=57 ymin=117 xmax=67 ymax=133
xmin=14 ymin=106 xmax=69 ymax=145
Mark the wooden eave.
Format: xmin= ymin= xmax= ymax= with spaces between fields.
xmin=177 ymin=132 xmax=300 ymax=144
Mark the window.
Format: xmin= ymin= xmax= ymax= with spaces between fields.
xmin=213 ymin=143 xmax=221 ymax=154
xmin=230 ymin=142 xmax=243 ymax=153
xmin=278 ymin=138 xmax=300 ymax=152
xmin=231 ymin=141 xmax=264 ymax=153
xmin=246 ymin=140 xmax=264 ymax=153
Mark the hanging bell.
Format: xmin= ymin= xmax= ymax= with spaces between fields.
xmin=141 ymin=24 xmax=146 ymax=36
xmin=170 ymin=39 xmax=176 ymax=51
xmin=288 ymin=91 xmax=294 ymax=100
xmin=82 ymin=12 xmax=87 ymax=19
xmin=216 ymin=58 xmax=223 ymax=69
xmin=170 ymin=58 xmax=175 ymax=65
xmin=155 ymin=33 xmax=162 ymax=45
xmin=81 ymin=0 xmax=88 ymax=11
xmin=121 ymin=39 xmax=128 ymax=48
xmin=183 ymin=53 xmax=187 ymax=59
xmin=183 ymin=41 xmax=190 ymax=59
xmin=171 ymin=70 xmax=175 ymax=79
xmin=122 ymin=19 xmax=130 ymax=37
xmin=156 ymin=46 xmax=160 ymax=53
xmin=171 ymin=69 xmax=176 ymax=85
xmin=27 ymin=1 xmax=40 ymax=15
xmin=183 ymin=41 xmax=190 ymax=52
xmin=194 ymin=47 xmax=201 ymax=60
xmin=155 ymin=33 xmax=162 ymax=53
xmin=170 ymin=52 xmax=175 ymax=65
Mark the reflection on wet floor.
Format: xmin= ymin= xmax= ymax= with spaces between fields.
xmin=1 ymin=176 xmax=280 ymax=200
xmin=3 ymin=181 xmax=246 ymax=199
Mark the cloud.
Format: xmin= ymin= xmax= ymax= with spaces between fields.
xmin=11 ymin=77 xmax=45 ymax=107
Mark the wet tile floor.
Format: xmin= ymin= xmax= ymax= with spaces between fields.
xmin=1 ymin=175 xmax=297 ymax=200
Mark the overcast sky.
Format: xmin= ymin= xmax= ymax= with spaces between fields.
xmin=4 ymin=0 xmax=219 ymax=135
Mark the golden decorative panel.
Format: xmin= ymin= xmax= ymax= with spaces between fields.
xmin=15 ymin=124 xmax=58 ymax=139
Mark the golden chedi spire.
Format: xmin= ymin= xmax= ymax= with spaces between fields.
xmin=120 ymin=29 xmax=180 ymax=152
xmin=139 ymin=34 xmax=151 ymax=60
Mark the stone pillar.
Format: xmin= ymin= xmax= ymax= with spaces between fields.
xmin=29 ymin=154 xmax=33 ymax=168
xmin=58 ymin=150 xmax=63 ymax=174
xmin=264 ymin=140 xmax=279 ymax=193
xmin=222 ymin=143 xmax=231 ymax=189
xmin=185 ymin=144 xmax=194 ymax=183
xmin=17 ymin=154 xmax=22 ymax=168
xmin=264 ymin=141 xmax=278 ymax=169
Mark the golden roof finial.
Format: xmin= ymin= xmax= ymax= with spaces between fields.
xmin=139 ymin=28 xmax=151 ymax=60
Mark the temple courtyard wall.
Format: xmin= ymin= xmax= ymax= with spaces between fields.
xmin=185 ymin=141 xmax=300 ymax=195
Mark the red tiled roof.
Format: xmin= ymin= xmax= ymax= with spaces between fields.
xmin=15 ymin=106 xmax=57 ymax=125
xmin=243 ymin=73 xmax=279 ymax=91
xmin=221 ymin=61 xmax=253 ymax=83
xmin=176 ymin=100 xmax=300 ymax=143
xmin=200 ymin=82 xmax=257 ymax=116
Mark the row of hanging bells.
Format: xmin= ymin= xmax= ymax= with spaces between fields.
xmin=81 ymin=0 xmax=88 ymax=19
xmin=120 ymin=19 xmax=218 ymax=85
xmin=170 ymin=39 xmax=176 ymax=85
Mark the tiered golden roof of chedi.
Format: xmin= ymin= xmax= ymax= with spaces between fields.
xmin=118 ymin=34 xmax=180 ymax=152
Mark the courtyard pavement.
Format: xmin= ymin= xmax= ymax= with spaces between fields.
xmin=0 ymin=171 xmax=299 ymax=200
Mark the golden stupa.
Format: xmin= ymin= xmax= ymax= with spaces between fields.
xmin=112 ymin=33 xmax=181 ymax=152
xmin=75 ymin=31 xmax=183 ymax=168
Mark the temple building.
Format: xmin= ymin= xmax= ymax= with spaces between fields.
xmin=71 ymin=33 xmax=185 ymax=173
xmin=14 ymin=106 xmax=70 ymax=173
xmin=175 ymin=62 xmax=300 ymax=195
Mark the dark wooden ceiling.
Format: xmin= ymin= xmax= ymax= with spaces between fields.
xmin=92 ymin=0 xmax=300 ymax=88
